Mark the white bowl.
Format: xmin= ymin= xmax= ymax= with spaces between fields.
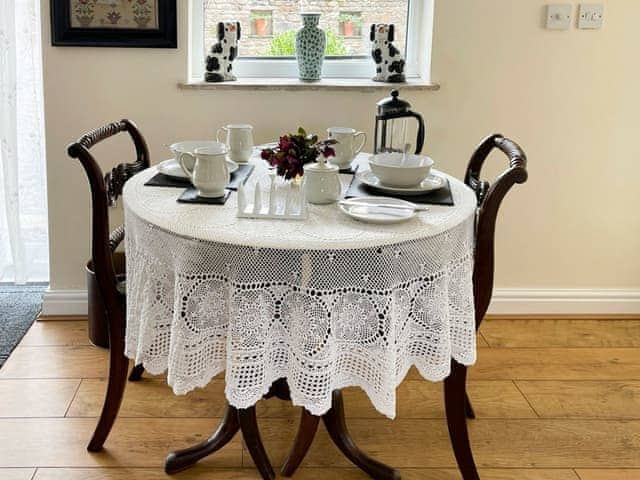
xmin=368 ymin=153 xmax=434 ymax=188
xmin=169 ymin=141 xmax=224 ymax=170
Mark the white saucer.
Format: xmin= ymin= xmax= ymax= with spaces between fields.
xmin=158 ymin=158 xmax=239 ymax=179
xmin=358 ymin=170 xmax=446 ymax=196
xmin=338 ymin=196 xmax=417 ymax=224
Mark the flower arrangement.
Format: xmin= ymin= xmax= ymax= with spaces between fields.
xmin=261 ymin=128 xmax=336 ymax=180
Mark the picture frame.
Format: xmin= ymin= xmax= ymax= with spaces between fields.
xmin=50 ymin=0 xmax=177 ymax=48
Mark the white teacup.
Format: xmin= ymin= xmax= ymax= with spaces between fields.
xmin=327 ymin=127 xmax=367 ymax=169
xmin=216 ymin=124 xmax=254 ymax=164
xmin=179 ymin=143 xmax=229 ymax=198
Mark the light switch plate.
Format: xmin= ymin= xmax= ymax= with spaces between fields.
xmin=546 ymin=5 xmax=572 ymax=30
xmin=578 ymin=4 xmax=604 ymax=29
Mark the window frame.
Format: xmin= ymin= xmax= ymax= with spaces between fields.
xmin=188 ymin=0 xmax=433 ymax=83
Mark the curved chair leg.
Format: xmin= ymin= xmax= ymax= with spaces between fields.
xmin=281 ymin=408 xmax=320 ymax=477
xmin=238 ymin=406 xmax=276 ymax=480
xmin=465 ymin=392 xmax=476 ymax=420
xmin=87 ymin=326 xmax=129 ymax=452
xmin=128 ymin=364 xmax=145 ymax=382
xmin=444 ymin=361 xmax=480 ymax=480
xmin=165 ymin=403 xmax=240 ymax=474
xmin=323 ymin=390 xmax=401 ymax=480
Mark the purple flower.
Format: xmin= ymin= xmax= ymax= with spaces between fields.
xmin=322 ymin=146 xmax=336 ymax=158
xmin=260 ymin=127 xmax=337 ymax=179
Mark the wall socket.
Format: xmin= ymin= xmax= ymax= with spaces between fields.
xmin=546 ymin=4 xmax=572 ymax=30
xmin=578 ymin=4 xmax=604 ymax=29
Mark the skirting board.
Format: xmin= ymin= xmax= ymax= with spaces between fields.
xmin=41 ymin=290 xmax=89 ymax=317
xmin=41 ymin=288 xmax=640 ymax=318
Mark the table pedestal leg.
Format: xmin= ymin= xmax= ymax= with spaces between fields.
xmin=239 ymin=406 xmax=276 ymax=480
xmin=165 ymin=403 xmax=240 ymax=474
xmin=282 ymin=390 xmax=401 ymax=480
xmin=281 ymin=408 xmax=320 ymax=476
xmin=165 ymin=400 xmax=277 ymax=480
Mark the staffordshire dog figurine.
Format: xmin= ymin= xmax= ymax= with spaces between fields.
xmin=370 ymin=23 xmax=405 ymax=83
xmin=205 ymin=21 xmax=241 ymax=82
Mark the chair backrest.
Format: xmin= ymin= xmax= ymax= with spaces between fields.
xmin=465 ymin=134 xmax=528 ymax=330
xmin=67 ymin=119 xmax=150 ymax=319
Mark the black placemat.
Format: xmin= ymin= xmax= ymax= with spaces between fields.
xmin=344 ymin=174 xmax=454 ymax=206
xmin=145 ymin=173 xmax=190 ymax=188
xmin=145 ymin=164 xmax=255 ymax=191
xmin=339 ymin=164 xmax=359 ymax=175
xmin=227 ymin=164 xmax=255 ymax=190
xmin=177 ymin=188 xmax=231 ymax=205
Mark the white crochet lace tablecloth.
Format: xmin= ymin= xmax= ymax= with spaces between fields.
xmin=122 ymin=153 xmax=478 ymax=419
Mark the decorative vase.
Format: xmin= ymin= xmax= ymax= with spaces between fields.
xmin=296 ymin=13 xmax=326 ymax=81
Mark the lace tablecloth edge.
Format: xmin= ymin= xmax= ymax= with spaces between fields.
xmin=124 ymin=349 xmax=477 ymax=419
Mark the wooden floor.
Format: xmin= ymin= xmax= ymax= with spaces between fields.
xmin=1 ymin=318 xmax=639 ymax=480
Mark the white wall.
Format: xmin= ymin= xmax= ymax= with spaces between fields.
xmin=40 ymin=1 xmax=640 ymax=313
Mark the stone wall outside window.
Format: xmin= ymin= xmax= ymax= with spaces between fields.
xmin=203 ymin=0 xmax=408 ymax=57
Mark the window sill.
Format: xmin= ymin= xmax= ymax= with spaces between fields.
xmin=179 ymin=77 xmax=439 ymax=92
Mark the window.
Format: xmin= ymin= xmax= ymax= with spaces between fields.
xmin=189 ymin=1 xmax=433 ymax=81
xmin=249 ymin=10 xmax=273 ymax=37
xmin=338 ymin=12 xmax=363 ymax=38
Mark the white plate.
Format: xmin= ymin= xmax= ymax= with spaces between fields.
xmin=157 ymin=158 xmax=239 ymax=179
xmin=338 ymin=196 xmax=417 ymax=224
xmin=358 ymin=170 xmax=446 ymax=195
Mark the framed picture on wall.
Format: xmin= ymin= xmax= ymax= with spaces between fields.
xmin=50 ymin=0 xmax=177 ymax=48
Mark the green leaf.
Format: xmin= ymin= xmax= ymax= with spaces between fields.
xmin=298 ymin=127 xmax=307 ymax=137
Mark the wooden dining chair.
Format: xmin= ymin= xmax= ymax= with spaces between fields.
xmin=446 ymin=134 xmax=528 ymax=480
xmin=67 ymin=119 xmax=150 ymax=452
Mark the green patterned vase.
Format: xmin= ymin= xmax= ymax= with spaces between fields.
xmin=296 ymin=13 xmax=326 ymax=81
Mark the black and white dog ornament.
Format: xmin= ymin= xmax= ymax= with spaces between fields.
xmin=370 ymin=23 xmax=406 ymax=83
xmin=205 ymin=22 xmax=241 ymax=82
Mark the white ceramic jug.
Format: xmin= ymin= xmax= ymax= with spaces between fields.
xmin=327 ymin=127 xmax=367 ymax=169
xmin=180 ymin=143 xmax=229 ymax=198
xmin=216 ymin=124 xmax=254 ymax=164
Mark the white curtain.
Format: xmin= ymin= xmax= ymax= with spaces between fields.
xmin=0 ymin=0 xmax=49 ymax=284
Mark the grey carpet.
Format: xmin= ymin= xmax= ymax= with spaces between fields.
xmin=0 ymin=284 xmax=47 ymax=367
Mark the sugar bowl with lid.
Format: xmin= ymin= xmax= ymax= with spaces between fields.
xmin=303 ymin=156 xmax=341 ymax=205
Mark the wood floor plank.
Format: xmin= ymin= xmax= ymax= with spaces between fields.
xmin=67 ymin=378 xmax=228 ymax=418
xmin=20 ymin=321 xmax=90 ymax=346
xmin=0 ymin=469 xmax=36 ymax=480
xmin=575 ymin=470 xmax=640 ymax=480
xmin=68 ymin=378 xmax=535 ymax=419
xmin=517 ymin=381 xmax=640 ymax=418
xmin=454 ymin=348 xmax=640 ymax=381
xmin=0 ymin=418 xmax=241 ymax=468
xmin=404 ymin=348 xmax=640 ymax=381
xmin=477 ymin=333 xmax=490 ymax=347
xmin=0 ymin=346 xmax=108 ymax=379
xmin=0 ymin=379 xmax=80 ymax=418
xmin=340 ymin=380 xmax=536 ymax=419
xmin=480 ymin=319 xmax=640 ymax=348
xmin=255 ymin=418 xmax=640 ymax=468
xmin=31 ymin=467 xmax=581 ymax=479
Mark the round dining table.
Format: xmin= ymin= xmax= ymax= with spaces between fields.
xmin=122 ymin=152 xmax=478 ymax=479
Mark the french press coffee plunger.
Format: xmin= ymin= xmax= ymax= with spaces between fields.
xmin=374 ymin=89 xmax=426 ymax=154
